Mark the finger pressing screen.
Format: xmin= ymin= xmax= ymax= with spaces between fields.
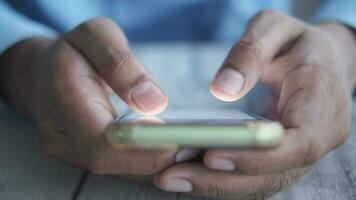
xmin=65 ymin=17 xmax=167 ymax=115
xmin=49 ymin=40 xmax=180 ymax=175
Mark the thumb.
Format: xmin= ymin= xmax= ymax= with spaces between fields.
xmin=210 ymin=10 xmax=306 ymax=101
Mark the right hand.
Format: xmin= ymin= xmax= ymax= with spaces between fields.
xmin=0 ymin=18 xmax=196 ymax=175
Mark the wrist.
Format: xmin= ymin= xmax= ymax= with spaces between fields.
xmin=316 ymin=22 xmax=356 ymax=94
xmin=0 ymin=37 xmax=55 ymax=115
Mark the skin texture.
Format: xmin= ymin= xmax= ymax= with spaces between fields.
xmin=0 ymin=10 xmax=355 ymax=200
xmin=154 ymin=10 xmax=356 ymax=199
xmin=0 ymin=18 xmax=199 ymax=175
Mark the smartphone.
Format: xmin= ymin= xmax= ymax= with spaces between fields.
xmin=106 ymin=108 xmax=284 ymax=148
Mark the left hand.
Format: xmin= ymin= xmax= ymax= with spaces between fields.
xmin=154 ymin=10 xmax=356 ymax=199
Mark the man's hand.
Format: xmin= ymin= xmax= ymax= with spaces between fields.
xmin=0 ymin=18 xmax=197 ymax=175
xmin=155 ymin=10 xmax=356 ymax=199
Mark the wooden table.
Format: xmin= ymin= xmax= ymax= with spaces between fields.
xmin=0 ymin=44 xmax=355 ymax=200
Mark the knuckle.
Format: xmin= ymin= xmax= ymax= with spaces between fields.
xmin=104 ymin=51 xmax=137 ymax=84
xmin=235 ymin=38 xmax=264 ymax=60
xmin=277 ymin=170 xmax=297 ymax=189
xmin=106 ymin=53 xmax=146 ymax=93
xmin=265 ymin=170 xmax=297 ymax=195
xmin=206 ymin=183 xmax=230 ymax=198
xmin=106 ymin=50 xmax=132 ymax=74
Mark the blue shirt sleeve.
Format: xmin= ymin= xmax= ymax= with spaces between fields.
xmin=313 ymin=0 xmax=356 ymax=28
xmin=0 ymin=0 xmax=57 ymax=54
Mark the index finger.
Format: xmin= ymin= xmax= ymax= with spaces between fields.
xmin=65 ymin=17 xmax=167 ymax=114
xmin=51 ymin=41 xmax=181 ymax=175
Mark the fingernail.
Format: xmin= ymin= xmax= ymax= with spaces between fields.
xmin=161 ymin=178 xmax=193 ymax=193
xmin=175 ymin=149 xmax=199 ymax=162
xmin=130 ymin=81 xmax=165 ymax=111
xmin=209 ymin=159 xmax=235 ymax=171
xmin=213 ymin=68 xmax=244 ymax=96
